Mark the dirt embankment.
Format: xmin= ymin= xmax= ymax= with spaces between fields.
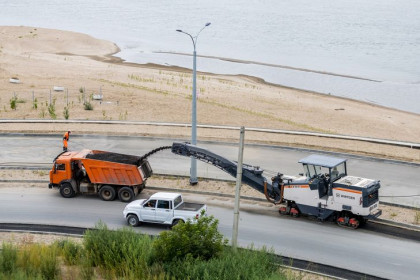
xmin=0 ymin=26 xmax=419 ymax=162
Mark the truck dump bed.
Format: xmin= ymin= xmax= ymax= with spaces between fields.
xmin=86 ymin=150 xmax=142 ymax=166
xmin=75 ymin=150 xmax=152 ymax=186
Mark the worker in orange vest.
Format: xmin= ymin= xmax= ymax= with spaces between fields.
xmin=63 ymin=131 xmax=71 ymax=152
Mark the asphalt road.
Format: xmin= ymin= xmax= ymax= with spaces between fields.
xmin=0 ymin=186 xmax=419 ymax=280
xmin=0 ymin=134 xmax=419 ymax=206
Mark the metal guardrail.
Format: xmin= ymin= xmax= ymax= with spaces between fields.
xmin=1 ymin=119 xmax=419 ymax=149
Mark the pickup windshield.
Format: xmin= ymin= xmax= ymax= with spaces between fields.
xmin=173 ymin=195 xmax=182 ymax=209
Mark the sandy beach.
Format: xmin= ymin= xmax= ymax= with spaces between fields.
xmin=0 ymin=26 xmax=419 ymax=162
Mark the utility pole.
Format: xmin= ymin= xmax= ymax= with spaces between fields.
xmin=232 ymin=126 xmax=245 ymax=250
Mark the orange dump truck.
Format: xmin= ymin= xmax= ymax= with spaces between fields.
xmin=49 ymin=149 xmax=153 ymax=202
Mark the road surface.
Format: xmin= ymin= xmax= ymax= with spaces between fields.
xmin=0 ymin=134 xmax=419 ymax=206
xmin=0 ymin=186 xmax=419 ymax=280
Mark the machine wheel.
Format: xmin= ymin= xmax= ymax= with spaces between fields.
xmin=290 ymin=207 xmax=299 ymax=218
xmin=118 ymin=187 xmax=135 ymax=202
xmin=127 ymin=214 xmax=140 ymax=227
xmin=99 ymin=185 xmax=116 ymax=201
xmin=60 ymin=183 xmax=74 ymax=198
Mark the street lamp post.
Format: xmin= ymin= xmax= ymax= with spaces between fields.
xmin=176 ymin=22 xmax=211 ymax=185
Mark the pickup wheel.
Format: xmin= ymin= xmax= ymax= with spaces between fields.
xmin=171 ymin=219 xmax=184 ymax=229
xmin=99 ymin=185 xmax=116 ymax=201
xmin=60 ymin=183 xmax=74 ymax=198
xmin=118 ymin=187 xmax=135 ymax=202
xmin=127 ymin=214 xmax=140 ymax=227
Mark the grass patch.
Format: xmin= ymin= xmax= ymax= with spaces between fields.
xmin=1 ymin=221 xmax=291 ymax=279
xmin=415 ymin=211 xmax=420 ymax=225
xmin=200 ymin=98 xmax=327 ymax=132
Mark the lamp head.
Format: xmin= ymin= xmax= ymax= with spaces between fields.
xmin=205 ymin=22 xmax=211 ymax=27
xmin=176 ymin=29 xmax=183 ymax=32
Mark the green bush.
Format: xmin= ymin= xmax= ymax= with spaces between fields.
xmin=48 ymin=102 xmax=56 ymax=119
xmin=84 ymin=101 xmax=93 ymax=111
xmin=153 ymin=213 xmax=227 ymax=262
xmin=19 ymin=244 xmax=58 ymax=280
xmin=39 ymin=245 xmax=59 ymax=280
xmin=1 ymin=243 xmax=18 ymax=274
xmin=57 ymin=239 xmax=82 ymax=265
xmin=0 ymin=221 xmax=288 ymax=280
xmin=32 ymin=97 xmax=38 ymax=109
xmin=0 ymin=243 xmax=59 ymax=280
xmin=0 ymin=270 xmax=43 ymax=280
xmin=84 ymin=222 xmax=157 ymax=278
xmin=10 ymin=96 xmax=17 ymax=110
xmin=63 ymin=106 xmax=70 ymax=120
xmin=164 ymin=246 xmax=281 ymax=280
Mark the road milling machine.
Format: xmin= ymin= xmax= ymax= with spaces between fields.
xmin=171 ymin=142 xmax=382 ymax=228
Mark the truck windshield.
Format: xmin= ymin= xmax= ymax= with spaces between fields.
xmin=173 ymin=195 xmax=182 ymax=209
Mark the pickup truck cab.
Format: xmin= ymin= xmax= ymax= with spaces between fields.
xmin=123 ymin=192 xmax=207 ymax=227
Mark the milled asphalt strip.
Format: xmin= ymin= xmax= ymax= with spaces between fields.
xmin=1 ymin=119 xmax=419 ymax=149
xmin=0 ymin=223 xmax=385 ymax=280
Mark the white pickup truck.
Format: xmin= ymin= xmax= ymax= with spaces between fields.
xmin=123 ymin=192 xmax=207 ymax=227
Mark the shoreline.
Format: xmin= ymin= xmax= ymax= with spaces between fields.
xmin=98 ymin=49 xmax=419 ymax=117
xmin=0 ymin=26 xmax=419 ymax=163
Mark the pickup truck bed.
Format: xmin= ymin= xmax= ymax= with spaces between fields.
xmin=176 ymin=202 xmax=205 ymax=212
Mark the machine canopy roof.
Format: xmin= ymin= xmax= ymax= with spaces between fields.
xmin=298 ymin=154 xmax=347 ymax=168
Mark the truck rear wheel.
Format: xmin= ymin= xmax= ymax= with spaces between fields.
xmin=138 ymin=183 xmax=145 ymax=194
xmin=60 ymin=183 xmax=74 ymax=198
xmin=99 ymin=185 xmax=116 ymax=201
xmin=118 ymin=187 xmax=135 ymax=202
xmin=171 ymin=219 xmax=184 ymax=229
xmin=127 ymin=214 xmax=140 ymax=227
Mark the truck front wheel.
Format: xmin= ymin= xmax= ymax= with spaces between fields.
xmin=127 ymin=214 xmax=140 ymax=227
xmin=60 ymin=183 xmax=74 ymax=198
xmin=99 ymin=185 xmax=116 ymax=201
xmin=118 ymin=187 xmax=135 ymax=202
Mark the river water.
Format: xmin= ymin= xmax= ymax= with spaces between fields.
xmin=1 ymin=0 xmax=419 ymax=113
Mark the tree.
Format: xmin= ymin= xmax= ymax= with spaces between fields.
xmin=153 ymin=212 xmax=227 ymax=262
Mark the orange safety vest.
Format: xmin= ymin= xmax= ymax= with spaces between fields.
xmin=63 ymin=132 xmax=70 ymax=149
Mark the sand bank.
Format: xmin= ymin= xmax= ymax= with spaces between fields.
xmin=0 ymin=26 xmax=419 ymax=162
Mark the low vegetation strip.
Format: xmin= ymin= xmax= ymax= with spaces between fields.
xmin=0 ymin=222 xmax=388 ymax=280
xmin=0 ymin=219 xmax=291 ymax=280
